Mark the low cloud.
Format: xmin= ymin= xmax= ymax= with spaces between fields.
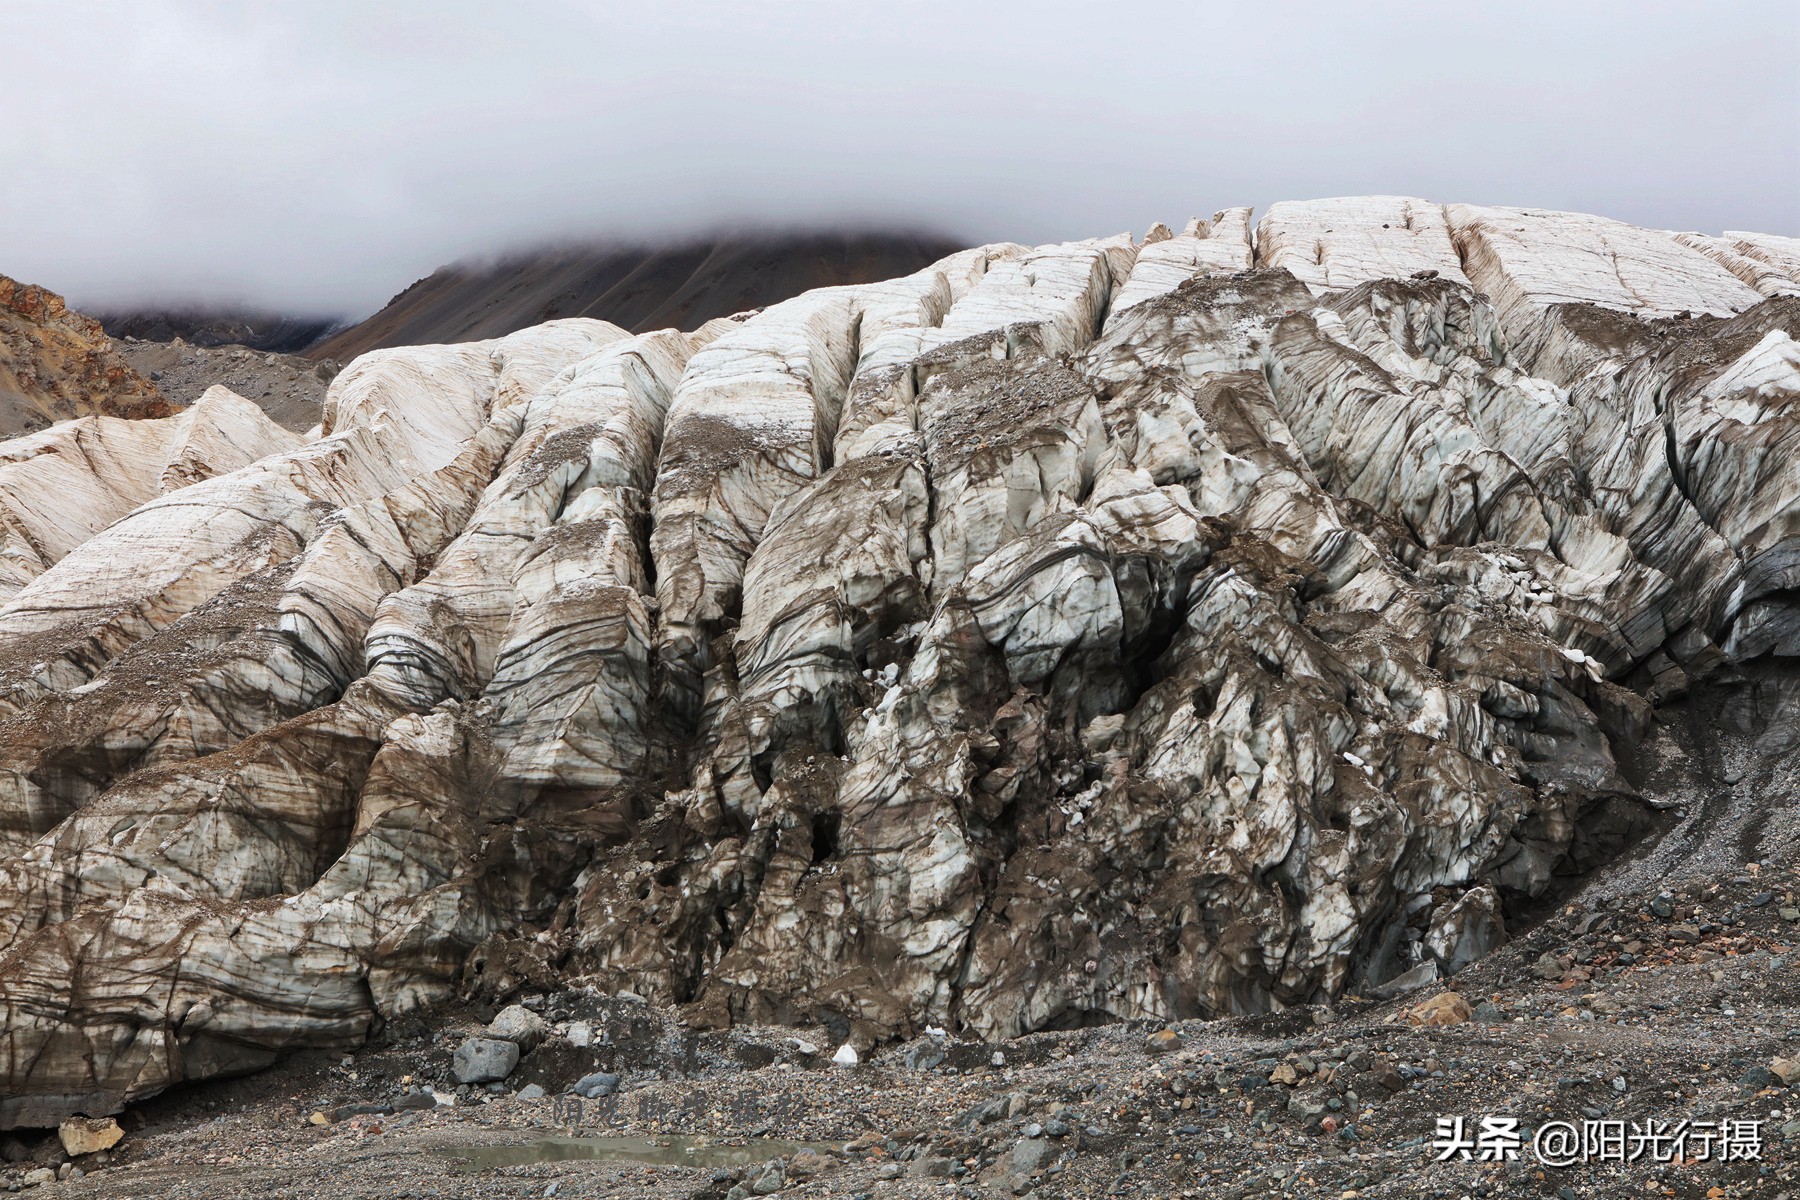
xmin=4 ymin=0 xmax=1795 ymax=317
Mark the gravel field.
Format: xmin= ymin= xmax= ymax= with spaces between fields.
xmin=113 ymin=336 xmax=337 ymax=432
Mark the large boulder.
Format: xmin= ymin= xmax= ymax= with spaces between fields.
xmin=452 ymin=1038 xmax=520 ymax=1085
xmin=486 ymin=1004 xmax=547 ymax=1053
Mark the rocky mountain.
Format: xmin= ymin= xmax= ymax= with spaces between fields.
xmin=110 ymin=338 xmax=341 ymax=434
xmin=97 ymin=311 xmax=345 ymax=356
xmin=0 ymin=275 xmax=171 ymax=437
xmin=0 ymin=198 xmax=1798 ymax=1132
xmin=304 ymin=231 xmax=967 ymax=362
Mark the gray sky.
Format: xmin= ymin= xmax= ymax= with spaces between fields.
xmin=5 ymin=0 xmax=1796 ymax=317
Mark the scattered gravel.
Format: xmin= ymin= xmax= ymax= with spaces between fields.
xmin=114 ymin=336 xmax=337 ymax=432
xmin=4 ymin=863 xmax=1794 ymax=1198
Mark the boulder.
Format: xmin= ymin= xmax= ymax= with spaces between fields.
xmin=572 ymin=1071 xmax=620 ymax=1099
xmin=452 ymin=1038 xmax=521 ymax=1084
xmin=487 ymin=1004 xmax=548 ymax=1053
xmin=58 ymin=1115 xmax=123 ymax=1156
xmin=1425 ymin=887 xmax=1506 ymax=976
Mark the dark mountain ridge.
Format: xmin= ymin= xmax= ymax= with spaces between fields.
xmin=95 ymin=230 xmax=969 ymax=362
xmin=306 ymin=229 xmax=967 ymax=361
xmin=97 ymin=310 xmax=347 ymax=356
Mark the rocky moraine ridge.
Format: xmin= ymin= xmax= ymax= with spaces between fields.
xmin=0 ymin=197 xmax=1798 ymax=1133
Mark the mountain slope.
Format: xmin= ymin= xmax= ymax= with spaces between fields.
xmin=0 ymin=199 xmax=1798 ymax=1133
xmin=0 ymin=275 xmax=170 ymax=437
xmin=306 ymin=231 xmax=966 ymax=362
xmin=97 ymin=311 xmax=345 ymax=355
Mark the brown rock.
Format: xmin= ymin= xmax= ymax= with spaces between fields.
xmin=1145 ymin=1028 xmax=1183 ymax=1055
xmin=788 ymin=1149 xmax=834 ymax=1178
xmin=1407 ymin=992 xmax=1474 ymax=1027
xmin=1370 ymin=1058 xmax=1407 ymax=1093
xmin=57 ymin=1115 xmax=122 ymax=1156
xmin=0 ymin=274 xmax=169 ymax=437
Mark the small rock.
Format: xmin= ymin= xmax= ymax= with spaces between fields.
xmin=328 ymin=1103 xmax=394 ymax=1122
xmin=58 ymin=1115 xmax=124 ymax=1157
xmin=1407 ymin=992 xmax=1473 ymax=1027
xmin=453 ymin=1037 xmax=521 ymax=1084
xmin=566 ymin=1021 xmax=594 ymax=1048
xmin=1740 ymin=1065 xmax=1780 ymax=1091
xmin=1370 ymin=961 xmax=1440 ymax=998
xmin=1144 ymin=1028 xmax=1182 ymax=1055
xmin=21 ymin=1168 xmax=54 ymax=1188
xmin=1042 ymin=1119 xmax=1071 ymax=1138
xmin=833 ymin=1043 xmax=859 ymax=1067
xmin=789 ymin=1150 xmax=831 ymax=1178
xmin=516 ymin=1084 xmax=547 ymax=1101
xmin=1287 ymin=1092 xmax=1327 ymax=1120
xmin=750 ymin=1159 xmax=786 ymax=1195
xmin=1269 ymin=1063 xmax=1300 ymax=1086
xmin=573 ymin=1071 xmax=620 ymax=1099
xmin=391 ymin=1092 xmax=438 ymax=1111
xmin=991 ymin=1051 xmax=1006 ymax=1068
xmin=905 ymin=1041 xmax=946 ymax=1071
xmin=1772 ymin=1056 xmax=1800 ymax=1085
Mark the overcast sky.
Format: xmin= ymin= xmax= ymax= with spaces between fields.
xmin=5 ymin=1 xmax=1796 ymax=317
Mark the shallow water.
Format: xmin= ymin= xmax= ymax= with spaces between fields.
xmin=439 ymin=1134 xmax=834 ymax=1171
